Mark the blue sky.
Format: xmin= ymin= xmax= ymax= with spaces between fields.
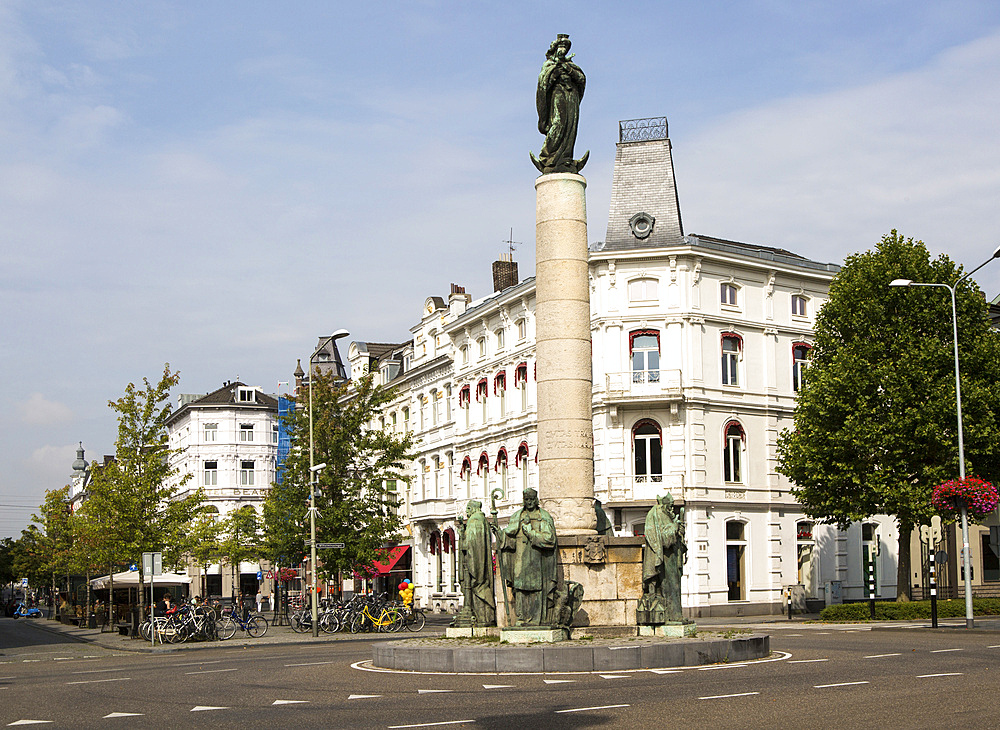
xmin=4 ymin=0 xmax=1000 ymax=538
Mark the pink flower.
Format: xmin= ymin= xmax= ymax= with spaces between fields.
xmin=931 ymin=477 xmax=999 ymax=520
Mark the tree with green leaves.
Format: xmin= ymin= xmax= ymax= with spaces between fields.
xmin=26 ymin=486 xmax=77 ymax=610
xmin=777 ymin=231 xmax=1000 ymax=599
xmin=182 ymin=508 xmax=223 ymax=599
xmin=76 ymin=365 xmax=204 ymax=610
xmin=219 ymin=505 xmax=260 ymax=601
xmin=261 ymin=371 xmax=413 ymax=585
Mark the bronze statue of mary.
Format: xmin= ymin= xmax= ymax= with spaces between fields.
xmin=531 ymin=34 xmax=589 ymax=175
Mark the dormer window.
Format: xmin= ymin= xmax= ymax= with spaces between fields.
xmin=238 ymin=387 xmax=256 ymax=403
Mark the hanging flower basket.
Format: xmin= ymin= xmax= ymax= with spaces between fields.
xmin=931 ymin=477 xmax=999 ymax=520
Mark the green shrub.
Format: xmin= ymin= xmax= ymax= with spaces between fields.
xmin=820 ymin=598 xmax=1000 ymax=622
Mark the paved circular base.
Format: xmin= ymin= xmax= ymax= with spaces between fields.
xmin=372 ymin=633 xmax=769 ymax=673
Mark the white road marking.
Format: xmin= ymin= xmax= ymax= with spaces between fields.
xmin=0 ymin=677 xmax=14 ymax=680
xmin=190 ymin=706 xmax=229 ymax=712
xmin=272 ymin=700 xmax=309 ymax=705
xmin=348 ymin=694 xmax=382 ymax=700
xmin=988 ymin=645 xmax=1000 ymax=649
xmin=71 ymin=668 xmax=127 ymax=675
xmin=789 ymin=659 xmax=829 ymax=664
xmin=698 ymin=692 xmax=759 ymax=700
xmin=388 ymin=721 xmax=474 ymax=728
xmin=698 ymin=664 xmax=747 ymax=670
xmin=814 ymin=681 xmax=869 ymax=688
xmin=7 ymin=721 xmax=54 ymax=726
xmin=52 ymin=658 xmax=73 ymax=661
xmin=66 ymin=678 xmax=131 ymax=685
xmin=21 ymin=661 xmax=40 ymax=663
xmin=543 ymin=679 xmax=575 ymax=684
xmin=785 ymin=633 xmax=803 ymax=636
xmin=104 ymin=713 xmax=143 ymax=718
xmin=185 ymin=668 xmax=238 ymax=675
xmin=917 ymin=673 xmax=964 ymax=678
xmin=173 ymin=660 xmax=222 ymax=667
xmin=418 ymin=689 xmax=454 ymax=694
xmin=483 ymin=684 xmax=513 ymax=689
xmin=649 ymin=669 xmax=682 ymax=674
xmin=599 ymin=674 xmax=628 ymax=679
xmin=285 ymin=661 xmax=335 ymax=667
xmin=556 ymin=704 xmax=630 ymax=713
xmin=814 ymin=632 xmax=831 ymax=634
xmin=930 ymin=648 xmax=962 ymax=653
xmin=864 ymin=653 xmax=901 ymax=659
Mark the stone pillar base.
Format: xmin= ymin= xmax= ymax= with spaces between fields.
xmin=500 ymin=627 xmax=568 ymax=644
xmin=544 ymin=496 xmax=597 ymax=536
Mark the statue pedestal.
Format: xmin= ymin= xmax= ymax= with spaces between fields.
xmin=500 ymin=627 xmax=568 ymax=644
xmin=638 ymin=621 xmax=697 ymax=638
xmin=556 ymin=534 xmax=645 ymax=627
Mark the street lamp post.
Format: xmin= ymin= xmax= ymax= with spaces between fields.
xmin=307 ymin=329 xmax=349 ymax=638
xmin=889 ymin=245 xmax=1000 ymax=629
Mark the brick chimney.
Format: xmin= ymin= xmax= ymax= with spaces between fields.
xmin=492 ymin=253 xmax=519 ymax=292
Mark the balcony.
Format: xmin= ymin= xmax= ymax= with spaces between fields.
xmin=409 ymin=497 xmax=457 ymax=521
xmin=596 ymin=472 xmax=685 ymax=505
xmin=604 ymin=369 xmax=682 ymax=405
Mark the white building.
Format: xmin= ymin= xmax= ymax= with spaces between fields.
xmin=165 ymin=380 xmax=280 ymax=598
xmin=355 ymin=117 xmax=902 ymax=617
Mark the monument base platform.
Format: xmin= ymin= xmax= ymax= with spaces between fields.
xmin=639 ymin=621 xmax=697 ymax=638
xmin=446 ymin=626 xmax=500 ymax=639
xmin=371 ymin=633 xmax=770 ymax=672
xmin=500 ymin=627 xmax=568 ymax=644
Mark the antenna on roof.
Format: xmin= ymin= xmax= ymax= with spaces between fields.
xmin=502 ymin=228 xmax=521 ymax=257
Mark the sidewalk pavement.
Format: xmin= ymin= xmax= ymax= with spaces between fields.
xmin=19 ymin=611 xmax=1000 ymax=654
xmin=18 ymin=615 xmax=447 ymax=654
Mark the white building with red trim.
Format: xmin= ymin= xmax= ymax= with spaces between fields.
xmin=350 ymin=118 xmax=903 ymax=617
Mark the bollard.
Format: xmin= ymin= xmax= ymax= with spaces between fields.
xmin=868 ymin=560 xmax=876 ymax=620
xmin=929 ymin=551 xmax=938 ymax=629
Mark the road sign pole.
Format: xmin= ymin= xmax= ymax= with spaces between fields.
xmin=929 ymin=549 xmax=938 ymax=629
xmin=868 ymin=559 xmax=876 ymax=620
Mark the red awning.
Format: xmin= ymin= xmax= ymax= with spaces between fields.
xmin=371 ymin=545 xmax=410 ymax=574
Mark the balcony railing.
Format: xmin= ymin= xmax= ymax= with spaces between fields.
xmin=596 ymin=473 xmax=685 ymax=503
xmin=605 ymin=369 xmax=682 ymax=399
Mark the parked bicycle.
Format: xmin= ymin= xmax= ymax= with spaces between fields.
xmin=217 ymin=603 xmax=268 ymax=640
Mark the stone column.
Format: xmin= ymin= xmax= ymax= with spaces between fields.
xmin=535 ymin=172 xmax=596 ymax=536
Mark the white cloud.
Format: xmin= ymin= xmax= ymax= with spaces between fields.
xmin=679 ymin=30 xmax=1000 ymax=287
xmin=19 ymin=393 xmax=73 ymax=426
xmin=24 ymin=443 xmax=78 ymax=487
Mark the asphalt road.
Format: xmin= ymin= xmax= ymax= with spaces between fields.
xmin=1 ymin=617 xmax=997 ymax=729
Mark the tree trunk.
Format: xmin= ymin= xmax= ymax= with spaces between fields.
xmin=897 ymin=518 xmax=912 ymax=602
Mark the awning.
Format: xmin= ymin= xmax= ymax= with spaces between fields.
xmin=371 ymin=545 xmax=410 ymax=574
xmin=90 ymin=571 xmax=193 ymax=589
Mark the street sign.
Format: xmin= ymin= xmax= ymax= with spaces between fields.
xmin=141 ymin=552 xmax=162 ymax=576
xmin=317 ymin=542 xmax=344 ymax=549
xmin=304 ymin=539 xmax=313 ymax=546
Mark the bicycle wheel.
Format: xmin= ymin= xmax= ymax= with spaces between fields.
xmin=319 ymin=612 xmax=338 ymax=634
xmin=245 ymin=616 xmax=267 ymax=638
xmin=139 ymin=620 xmax=151 ymax=642
xmin=165 ymin=620 xmax=185 ymax=644
xmin=350 ymin=613 xmax=367 ymax=634
xmin=290 ymin=612 xmax=309 ymax=633
xmin=385 ymin=609 xmax=405 ymax=633
xmin=406 ymin=609 xmax=426 ymax=632
xmin=217 ymin=617 xmax=237 ymax=640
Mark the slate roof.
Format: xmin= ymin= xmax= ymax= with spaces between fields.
xmin=169 ymin=381 xmax=278 ymax=423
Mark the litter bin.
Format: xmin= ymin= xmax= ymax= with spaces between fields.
xmin=87 ymin=611 xmax=97 ymax=629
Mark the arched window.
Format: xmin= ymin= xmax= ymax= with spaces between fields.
xmin=515 ymin=362 xmax=529 ymax=410
xmin=516 ymin=441 xmax=531 ymax=494
xmin=792 ymin=294 xmax=808 ymax=317
xmin=724 ymin=421 xmax=745 ymax=484
xmin=721 ymin=333 xmax=742 ymax=386
xmin=721 ymin=282 xmax=739 ymax=307
xmin=792 ymin=342 xmax=811 ymax=392
xmin=496 ymin=447 xmax=508 ymax=497
xmin=628 ymin=277 xmax=658 ymax=303
xmin=477 ymin=452 xmax=490 ymax=500
xmin=633 ymin=420 xmax=663 ymax=483
xmin=630 ymin=330 xmax=660 ymax=384
xmin=726 ymin=520 xmax=748 ymax=601
xmin=494 ymin=371 xmax=507 ymax=418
